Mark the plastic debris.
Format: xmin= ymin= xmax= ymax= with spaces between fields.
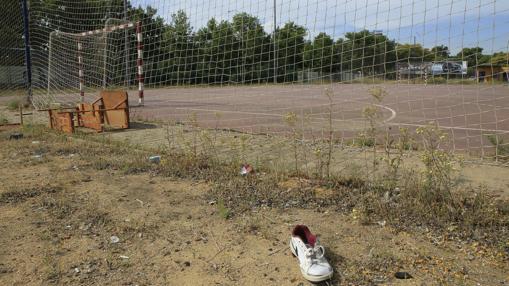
xmin=119 ymin=255 xmax=129 ymax=259
xmin=240 ymin=164 xmax=254 ymax=176
xmin=149 ymin=155 xmax=161 ymax=164
xmin=383 ymin=191 xmax=391 ymax=202
xmin=79 ymin=223 xmax=91 ymax=231
xmin=32 ymin=155 xmax=43 ymax=159
xmin=110 ymin=235 xmax=120 ymax=244
xmin=32 ymin=141 xmax=40 ymax=144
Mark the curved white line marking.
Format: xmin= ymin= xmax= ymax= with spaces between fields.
xmin=374 ymin=104 xmax=397 ymax=123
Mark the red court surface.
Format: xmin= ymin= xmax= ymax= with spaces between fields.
xmin=130 ymin=83 xmax=509 ymax=153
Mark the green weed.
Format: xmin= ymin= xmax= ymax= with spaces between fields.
xmin=217 ymin=199 xmax=231 ymax=219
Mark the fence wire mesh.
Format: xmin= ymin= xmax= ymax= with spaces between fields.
xmin=0 ymin=0 xmax=25 ymax=97
xmin=1 ymin=0 xmax=509 ymax=162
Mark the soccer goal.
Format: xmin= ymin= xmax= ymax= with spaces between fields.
xmin=41 ymin=18 xmax=144 ymax=109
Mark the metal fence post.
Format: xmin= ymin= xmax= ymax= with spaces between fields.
xmin=273 ymin=0 xmax=277 ymax=84
xmin=123 ymin=0 xmax=130 ymax=88
xmin=21 ymin=0 xmax=32 ymax=103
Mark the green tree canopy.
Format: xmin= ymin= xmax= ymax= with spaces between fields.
xmin=232 ymin=13 xmax=270 ymax=83
xmin=275 ymin=22 xmax=306 ymax=81
xmin=163 ymin=10 xmax=194 ymax=84
xmin=430 ymin=45 xmax=450 ymax=60
xmin=6 ymin=1 xmax=507 ymax=85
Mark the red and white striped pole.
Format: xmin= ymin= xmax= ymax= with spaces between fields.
xmin=77 ymin=39 xmax=84 ymax=102
xmin=136 ymin=21 xmax=144 ymax=106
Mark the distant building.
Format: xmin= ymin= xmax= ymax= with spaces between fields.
xmin=476 ymin=64 xmax=509 ymax=83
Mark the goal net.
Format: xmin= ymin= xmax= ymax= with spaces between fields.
xmin=40 ymin=19 xmax=142 ymax=108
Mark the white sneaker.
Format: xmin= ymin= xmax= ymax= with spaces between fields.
xmin=289 ymin=225 xmax=333 ymax=282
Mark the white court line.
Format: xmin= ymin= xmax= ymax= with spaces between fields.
xmin=374 ymin=104 xmax=397 ymax=123
xmin=176 ymin=107 xmax=509 ymax=134
xmin=175 ymin=107 xmax=369 ymax=125
xmin=175 ymin=100 xmax=397 ymax=123
xmin=175 ymin=107 xmax=284 ymax=118
xmin=391 ymin=122 xmax=509 ymax=134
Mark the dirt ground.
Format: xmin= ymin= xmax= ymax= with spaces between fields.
xmin=103 ymin=123 xmax=509 ymax=200
xmin=1 ymin=125 xmax=508 ymax=285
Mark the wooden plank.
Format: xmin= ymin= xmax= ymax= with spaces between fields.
xmin=100 ymin=90 xmax=129 ymax=129
xmin=46 ymin=90 xmax=130 ymax=133
xmin=48 ymin=111 xmax=74 ymax=133
xmin=78 ymin=103 xmax=103 ymax=132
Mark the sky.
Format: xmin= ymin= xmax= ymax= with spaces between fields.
xmin=131 ymin=0 xmax=509 ymax=53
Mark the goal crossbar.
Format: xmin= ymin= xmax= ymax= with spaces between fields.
xmin=79 ymin=22 xmax=135 ymax=37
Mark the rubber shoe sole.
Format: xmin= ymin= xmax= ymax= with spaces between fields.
xmin=289 ymin=240 xmax=333 ymax=283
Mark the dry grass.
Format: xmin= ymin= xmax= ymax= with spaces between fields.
xmin=14 ymin=123 xmax=509 ymax=255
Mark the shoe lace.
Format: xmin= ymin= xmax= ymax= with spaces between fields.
xmin=305 ymin=244 xmax=325 ymax=262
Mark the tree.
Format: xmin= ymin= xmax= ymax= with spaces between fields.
xmin=163 ymin=10 xmax=194 ymax=85
xmin=489 ymin=52 xmax=509 ymax=66
xmin=305 ymin=32 xmax=334 ymax=74
xmin=214 ymin=20 xmax=236 ymax=83
xmin=129 ymin=5 xmax=166 ymax=84
xmin=6 ymin=1 xmax=507 ymax=87
xmin=430 ymin=45 xmax=450 ymax=60
xmin=339 ymin=30 xmax=397 ymax=76
xmin=30 ymin=0 xmax=125 ymax=47
xmin=232 ymin=13 xmax=269 ymax=83
xmin=27 ymin=0 xmax=166 ymax=85
xmin=396 ymin=43 xmax=428 ymax=61
xmin=275 ymin=22 xmax=306 ymax=81
xmin=194 ymin=19 xmax=216 ymax=84
xmin=456 ymin=47 xmax=483 ymax=67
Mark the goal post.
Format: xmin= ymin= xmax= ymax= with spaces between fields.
xmin=43 ymin=19 xmax=143 ymax=109
xmin=136 ymin=21 xmax=144 ymax=106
